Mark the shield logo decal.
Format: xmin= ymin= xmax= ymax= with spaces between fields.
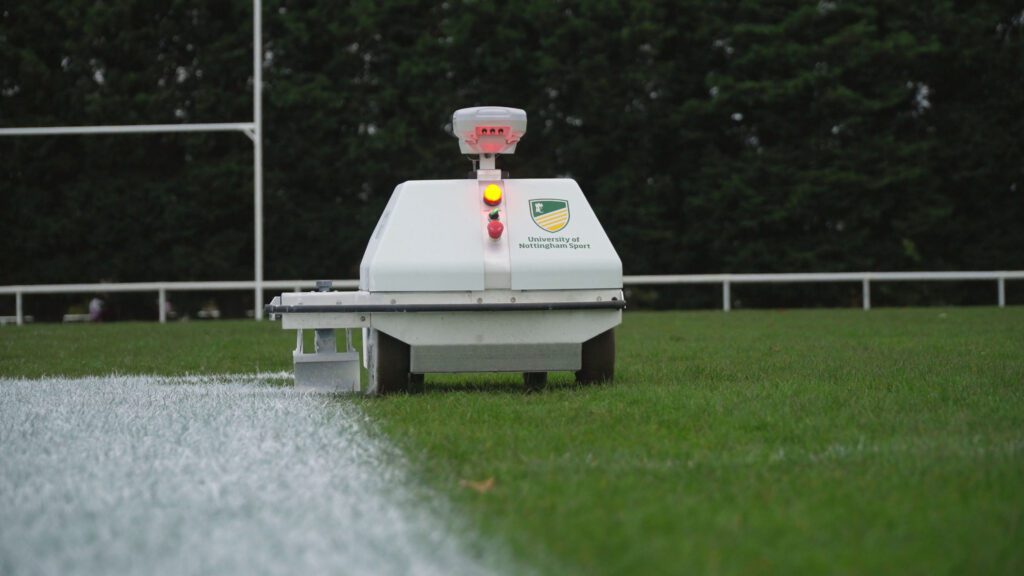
xmin=529 ymin=199 xmax=570 ymax=232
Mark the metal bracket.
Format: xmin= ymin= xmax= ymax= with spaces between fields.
xmin=292 ymin=327 xmax=361 ymax=392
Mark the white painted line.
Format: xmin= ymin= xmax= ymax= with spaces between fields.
xmin=0 ymin=375 xmax=507 ymax=575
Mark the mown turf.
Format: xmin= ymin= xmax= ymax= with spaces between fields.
xmin=361 ymin=308 xmax=1024 ymax=575
xmin=0 ymin=321 xmax=294 ymax=377
xmin=2 ymin=309 xmax=1022 ymax=575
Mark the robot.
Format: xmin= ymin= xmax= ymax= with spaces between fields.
xmin=266 ymin=106 xmax=623 ymax=393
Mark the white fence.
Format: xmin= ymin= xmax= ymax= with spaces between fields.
xmin=1 ymin=271 xmax=1020 ymax=325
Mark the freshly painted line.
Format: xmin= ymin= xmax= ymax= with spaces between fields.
xmin=0 ymin=374 xmax=506 ymax=576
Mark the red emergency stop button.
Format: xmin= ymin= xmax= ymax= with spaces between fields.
xmin=487 ymin=220 xmax=504 ymax=239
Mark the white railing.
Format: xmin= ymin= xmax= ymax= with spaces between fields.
xmin=625 ymin=271 xmax=1022 ymax=311
xmin=0 ymin=271 xmax=1019 ymax=325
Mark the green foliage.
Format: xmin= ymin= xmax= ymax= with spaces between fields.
xmin=1 ymin=1 xmax=1022 ymax=312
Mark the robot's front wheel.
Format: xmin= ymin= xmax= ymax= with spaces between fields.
xmin=369 ymin=329 xmax=420 ymax=395
xmin=575 ymin=329 xmax=615 ymax=384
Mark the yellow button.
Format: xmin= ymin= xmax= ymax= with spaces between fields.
xmin=483 ymin=184 xmax=502 ymax=206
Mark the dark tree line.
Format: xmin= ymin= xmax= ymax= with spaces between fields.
xmin=2 ymin=1 xmax=1022 ymax=316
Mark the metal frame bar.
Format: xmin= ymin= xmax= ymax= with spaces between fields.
xmin=624 ymin=271 xmax=1024 ymax=284
xmin=0 ymin=0 xmax=265 ymax=320
xmin=0 ymin=123 xmax=253 ymax=137
xmin=252 ymin=0 xmax=264 ymax=320
xmin=266 ymin=301 xmax=627 ymax=314
xmin=2 ymin=272 xmax=1018 ymax=324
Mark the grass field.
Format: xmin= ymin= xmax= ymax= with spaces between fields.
xmin=2 ymin=308 xmax=1023 ymax=574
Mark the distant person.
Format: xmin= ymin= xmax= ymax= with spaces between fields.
xmin=88 ymin=297 xmax=104 ymax=322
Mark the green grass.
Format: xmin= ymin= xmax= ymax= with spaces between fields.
xmin=2 ymin=308 xmax=1023 ymax=574
xmin=0 ymin=321 xmax=294 ymax=377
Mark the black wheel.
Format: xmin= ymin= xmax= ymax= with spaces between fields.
xmin=409 ymin=373 xmax=426 ymax=394
xmin=370 ymin=329 xmax=413 ymax=395
xmin=523 ymin=372 xmax=547 ymax=392
xmin=575 ymin=329 xmax=615 ymax=384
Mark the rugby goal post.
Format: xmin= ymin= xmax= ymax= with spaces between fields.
xmin=0 ymin=0 xmax=267 ymax=319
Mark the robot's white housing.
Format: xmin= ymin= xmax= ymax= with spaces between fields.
xmin=268 ymin=106 xmax=623 ymax=394
xmin=453 ymin=106 xmax=527 ymax=155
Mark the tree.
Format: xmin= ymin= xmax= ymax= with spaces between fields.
xmin=2 ymin=0 xmax=1021 ymax=317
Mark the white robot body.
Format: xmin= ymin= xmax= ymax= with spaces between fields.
xmin=268 ymin=107 xmax=624 ymax=394
xmin=360 ymin=178 xmax=620 ymax=291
